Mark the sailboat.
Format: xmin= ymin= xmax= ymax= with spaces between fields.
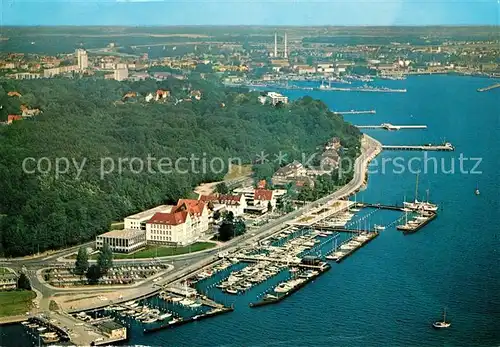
xmin=350 ymin=193 xmax=361 ymax=212
xmin=404 ymin=175 xmax=438 ymax=212
xmin=433 ymin=309 xmax=451 ymax=329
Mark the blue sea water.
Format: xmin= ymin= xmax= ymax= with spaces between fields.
xmin=1 ymin=75 xmax=499 ymax=347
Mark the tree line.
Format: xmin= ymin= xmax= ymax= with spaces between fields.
xmin=0 ymin=77 xmax=360 ymax=256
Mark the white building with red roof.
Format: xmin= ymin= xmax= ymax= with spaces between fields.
xmin=146 ymin=199 xmax=209 ymax=246
xmin=199 ymin=193 xmax=246 ymax=217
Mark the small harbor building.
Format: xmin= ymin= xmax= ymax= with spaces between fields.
xmin=97 ymin=321 xmax=127 ymax=341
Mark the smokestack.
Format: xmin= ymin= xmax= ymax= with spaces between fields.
xmin=274 ymin=32 xmax=278 ymax=57
xmin=284 ymin=32 xmax=288 ymax=58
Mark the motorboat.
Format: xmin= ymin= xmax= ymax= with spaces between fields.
xmin=143 ymin=317 xmax=158 ymax=324
xmin=374 ymin=224 xmax=386 ymax=231
xmin=225 ymin=288 xmax=238 ymax=295
xmin=159 ymin=313 xmax=172 ymax=320
xmin=171 ymin=297 xmax=183 ymax=302
xmin=168 ymin=318 xmax=181 ymax=325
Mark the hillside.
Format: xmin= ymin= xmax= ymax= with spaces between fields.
xmin=0 ymin=77 xmax=360 ymax=256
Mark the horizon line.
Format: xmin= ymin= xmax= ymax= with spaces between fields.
xmin=2 ymin=24 xmax=498 ymax=28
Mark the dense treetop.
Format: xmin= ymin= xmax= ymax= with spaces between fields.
xmin=0 ymin=76 xmax=360 ymax=256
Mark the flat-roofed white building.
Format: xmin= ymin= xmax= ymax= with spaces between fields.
xmin=96 ymin=229 xmax=147 ymax=253
xmin=267 ymin=92 xmax=288 ymax=106
xmin=124 ymin=205 xmax=173 ymax=231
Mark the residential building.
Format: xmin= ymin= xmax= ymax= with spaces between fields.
xmin=114 ymin=68 xmax=129 ymax=81
xmin=8 ymin=72 xmax=42 ymax=80
xmin=124 ymin=205 xmax=173 ymax=230
xmin=273 ymin=160 xmax=307 ymax=180
xmin=0 ymin=271 xmax=17 ymax=290
xmin=294 ymin=65 xmax=316 ymax=74
xmin=199 ymin=194 xmax=246 ymax=217
xmin=155 ymin=89 xmax=170 ymax=101
xmin=266 ymin=92 xmax=288 ymax=106
xmin=7 ymin=115 xmax=23 ymax=124
xmin=76 ymin=49 xmax=88 ymax=70
xmin=325 ymin=137 xmax=342 ymax=151
xmin=146 ymin=200 xmax=209 ymax=246
xmin=95 ymin=229 xmax=146 ymax=253
xmin=233 ymin=187 xmax=276 ymax=214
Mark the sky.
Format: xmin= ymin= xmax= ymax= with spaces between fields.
xmin=1 ymin=0 xmax=499 ymax=26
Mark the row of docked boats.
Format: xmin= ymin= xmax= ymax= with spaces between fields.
xmin=217 ymin=262 xmax=285 ymax=295
xmin=102 ymin=301 xmax=176 ymax=324
xmin=21 ymin=321 xmax=61 ymax=344
xmin=325 ymin=232 xmax=373 ymax=261
xmin=158 ymin=292 xmax=203 ymax=308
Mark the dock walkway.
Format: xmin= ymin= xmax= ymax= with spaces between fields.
xmin=382 ymin=143 xmax=454 ymax=151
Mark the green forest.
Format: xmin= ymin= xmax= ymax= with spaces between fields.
xmin=0 ymin=76 xmax=360 ymax=256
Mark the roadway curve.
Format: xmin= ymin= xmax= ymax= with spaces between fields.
xmin=1 ymin=134 xmax=381 ymax=307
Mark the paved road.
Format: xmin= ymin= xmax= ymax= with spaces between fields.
xmin=3 ymin=135 xmax=381 ymax=303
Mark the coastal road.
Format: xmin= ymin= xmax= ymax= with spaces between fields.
xmin=3 ymin=135 xmax=381 ymax=303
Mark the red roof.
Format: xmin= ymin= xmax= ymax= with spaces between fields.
xmin=199 ymin=194 xmax=242 ymax=206
xmin=147 ymin=211 xmax=187 ymax=225
xmin=7 ymin=115 xmax=23 ymax=124
xmin=254 ymin=189 xmax=273 ymax=201
xmin=175 ymin=199 xmax=206 ymax=216
xmin=199 ymin=194 xmax=218 ymax=202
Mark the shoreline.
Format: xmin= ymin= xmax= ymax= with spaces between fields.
xmin=49 ymin=134 xmax=382 ymax=313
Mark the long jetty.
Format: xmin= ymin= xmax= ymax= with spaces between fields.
xmin=382 ymin=143 xmax=454 ymax=151
xmin=336 ymin=110 xmax=376 ymax=115
xmin=357 ymin=123 xmax=427 ymax=131
xmin=477 ymin=83 xmax=500 ymax=92
xmin=249 ymin=264 xmax=331 ymax=308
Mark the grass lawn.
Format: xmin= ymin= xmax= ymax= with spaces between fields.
xmin=66 ymin=242 xmax=217 ymax=260
xmin=113 ymin=242 xmax=217 ymax=259
xmin=224 ymin=164 xmax=252 ymax=180
xmin=0 ymin=290 xmax=35 ymax=317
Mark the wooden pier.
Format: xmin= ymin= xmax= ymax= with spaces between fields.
xmin=143 ymin=307 xmax=234 ymax=334
xmin=332 ymin=232 xmax=379 ymax=263
xmin=382 ymin=143 xmax=454 ymax=151
xmin=477 ymin=83 xmax=500 ymax=92
xmin=336 ymin=110 xmax=376 ymax=115
xmin=357 ymin=123 xmax=427 ymax=131
xmin=249 ymin=264 xmax=331 ymax=308
xmin=397 ymin=211 xmax=437 ymax=234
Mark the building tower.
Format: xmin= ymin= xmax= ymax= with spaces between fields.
xmin=76 ymin=49 xmax=88 ymax=70
xmin=284 ymin=32 xmax=288 ymax=58
xmin=274 ymin=32 xmax=278 ymax=57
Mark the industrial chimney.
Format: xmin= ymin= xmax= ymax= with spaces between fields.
xmin=284 ymin=32 xmax=288 ymax=58
xmin=274 ymin=32 xmax=278 ymax=57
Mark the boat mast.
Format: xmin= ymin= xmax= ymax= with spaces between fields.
xmin=415 ymin=173 xmax=419 ymax=203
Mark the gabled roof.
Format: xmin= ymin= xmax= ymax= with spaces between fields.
xmin=175 ymin=199 xmax=206 ymax=216
xmin=147 ymin=211 xmax=188 ymax=225
xmin=254 ymin=189 xmax=273 ymax=201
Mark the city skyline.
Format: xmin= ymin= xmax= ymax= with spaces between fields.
xmin=2 ymin=0 xmax=499 ymax=26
